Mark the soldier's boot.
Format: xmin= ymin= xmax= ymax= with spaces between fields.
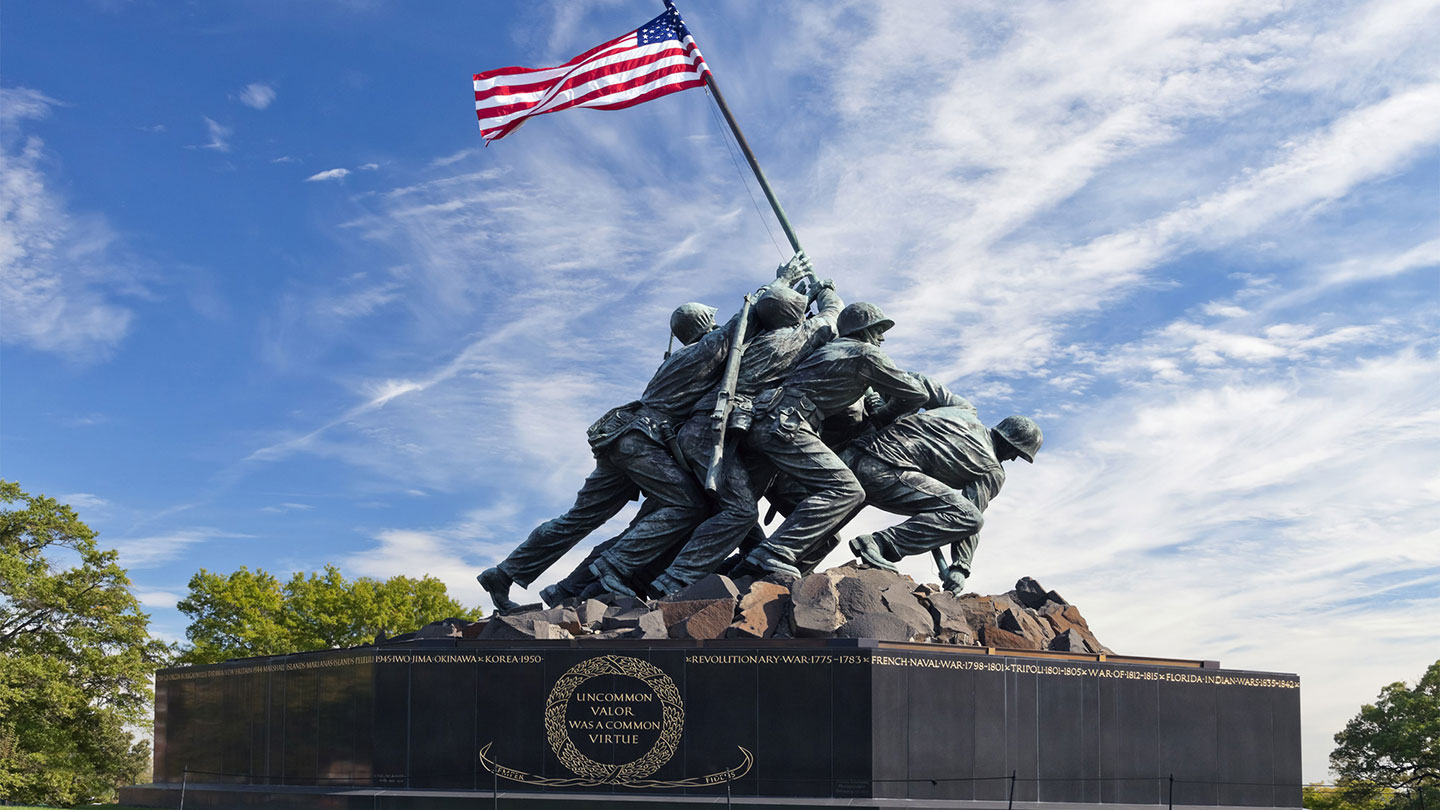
xmin=648 ymin=572 xmax=685 ymax=598
xmin=539 ymin=584 xmax=570 ymax=608
xmin=744 ymin=545 xmax=801 ymax=579
xmin=848 ymin=534 xmax=900 ymax=573
xmin=588 ymin=558 xmax=638 ymax=598
xmin=718 ymin=554 xmax=741 ymax=574
xmin=477 ymin=568 xmax=521 ymax=614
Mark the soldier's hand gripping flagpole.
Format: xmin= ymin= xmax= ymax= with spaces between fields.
xmin=472 ymin=2 xmax=810 ymax=494
xmin=662 ymin=0 xmax=813 ymax=493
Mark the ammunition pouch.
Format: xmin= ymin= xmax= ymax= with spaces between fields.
xmin=756 ymin=388 xmax=819 ymax=443
xmin=726 ymin=394 xmax=755 ymax=432
xmin=585 ymin=401 xmax=641 ymax=454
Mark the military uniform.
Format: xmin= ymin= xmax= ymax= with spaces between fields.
xmin=638 ymin=285 xmax=845 ymax=587
xmin=761 ymin=373 xmax=974 ymax=573
xmin=844 ymin=404 xmax=1005 ymax=574
xmin=745 ymin=337 xmax=928 ymax=569
xmin=493 ymin=312 xmax=747 ymax=591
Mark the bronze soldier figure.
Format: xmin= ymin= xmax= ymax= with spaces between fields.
xmin=737 ymin=302 xmax=929 ymax=577
xmin=475 ymin=301 xmax=748 ymax=612
xmin=756 ymin=372 xmax=975 ymax=575
xmin=593 ymin=277 xmax=845 ymax=596
xmin=845 ymin=411 xmax=1042 ymax=593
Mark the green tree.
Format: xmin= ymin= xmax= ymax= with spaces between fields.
xmin=1304 ymin=781 xmax=1395 ymax=810
xmin=0 ymin=480 xmax=171 ymax=806
xmin=177 ymin=563 xmax=481 ymax=664
xmin=1331 ymin=659 xmax=1440 ymax=807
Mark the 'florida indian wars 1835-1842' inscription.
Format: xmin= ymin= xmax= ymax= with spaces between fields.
xmin=478 ymin=654 xmax=751 ymax=788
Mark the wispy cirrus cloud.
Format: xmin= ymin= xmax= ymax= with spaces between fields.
xmin=110 ymin=528 xmax=251 ymax=569
xmin=0 ymin=87 xmax=141 ymax=361
xmin=305 ymin=167 xmax=350 ymax=182
xmin=260 ymin=502 xmax=313 ymax=513
xmin=59 ymin=493 xmax=109 ymax=510
xmin=236 ymin=82 xmax=276 ymax=110
xmin=194 ymin=116 xmax=231 ymax=152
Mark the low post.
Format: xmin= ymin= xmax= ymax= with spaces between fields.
xmin=726 ymin=774 xmax=732 ymax=810
xmin=179 ymin=764 xmax=188 ymax=810
xmin=493 ymin=767 xmax=499 ymax=810
xmin=1169 ymin=773 xmax=1175 ymax=810
xmin=1008 ymin=769 xmax=1017 ymax=810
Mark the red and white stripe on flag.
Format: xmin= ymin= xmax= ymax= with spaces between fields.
xmin=473 ymin=9 xmax=710 ymax=143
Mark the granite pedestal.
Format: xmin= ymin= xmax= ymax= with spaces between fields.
xmin=119 ymin=639 xmax=1301 ymax=809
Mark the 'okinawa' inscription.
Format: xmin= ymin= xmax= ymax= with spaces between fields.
xmin=154 ymin=651 xmax=542 ymax=682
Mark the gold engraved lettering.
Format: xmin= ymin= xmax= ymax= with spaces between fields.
xmin=541 ymin=655 xmax=685 ymax=784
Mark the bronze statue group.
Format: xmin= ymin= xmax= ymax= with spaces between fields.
xmin=478 ymin=253 xmax=1042 ymax=613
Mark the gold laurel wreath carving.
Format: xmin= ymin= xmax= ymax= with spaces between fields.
xmin=541 ymin=654 xmax=685 ymax=783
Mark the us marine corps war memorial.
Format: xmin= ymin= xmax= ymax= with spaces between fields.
xmin=120 ymin=3 xmax=1302 ymax=809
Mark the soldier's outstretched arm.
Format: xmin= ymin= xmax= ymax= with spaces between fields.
xmin=864 ymin=356 xmax=928 ymax=426
xmin=908 ymin=372 xmax=975 ymax=412
xmin=809 ymin=278 xmax=843 ymax=327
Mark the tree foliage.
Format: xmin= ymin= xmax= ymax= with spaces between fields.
xmin=177 ymin=564 xmax=481 ymax=664
xmin=1304 ymin=782 xmax=1396 ymax=810
xmin=0 ymin=480 xmax=171 ymax=806
xmin=1331 ymin=659 xmax=1440 ymax=806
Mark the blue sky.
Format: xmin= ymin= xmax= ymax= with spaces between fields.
xmin=2 ymin=0 xmax=1437 ymax=781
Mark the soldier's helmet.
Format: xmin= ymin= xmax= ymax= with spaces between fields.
xmin=993 ymin=415 xmax=1043 ymax=463
xmin=837 ymin=302 xmax=895 ymax=338
xmin=754 ymin=286 xmax=808 ymax=330
xmin=670 ymin=303 xmax=718 ymax=345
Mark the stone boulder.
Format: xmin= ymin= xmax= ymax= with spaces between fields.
xmin=1012 ymin=576 xmax=1050 ymax=609
xmin=998 ymin=606 xmax=1054 ymax=647
xmin=982 ymin=625 xmax=1040 ymax=650
xmin=632 ymin=611 xmax=669 ymax=639
xmin=658 ymin=598 xmax=737 ymax=640
xmin=381 ymin=573 xmax=1107 ymax=653
xmin=838 ymin=612 xmax=913 ymax=642
xmin=478 ymin=613 xmax=571 ymax=640
xmin=918 ymin=591 xmax=978 ymax=646
xmin=575 ymin=598 xmax=610 ymax=630
xmin=599 ymin=602 xmax=653 ymax=632
xmin=728 ymin=581 xmax=791 ymax=639
xmin=790 ymin=574 xmax=844 ymax=637
xmin=535 ymin=606 xmax=583 ymax=635
xmin=668 ymin=600 xmax=736 ymax=640
xmin=1049 ymin=628 xmax=1091 ymax=652
xmin=661 ymin=573 xmax=740 ymax=603
xmin=826 ymin=562 xmax=933 ymax=641
xmin=415 ymin=617 xmax=469 ymax=639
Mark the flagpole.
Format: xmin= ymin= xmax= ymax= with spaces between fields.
xmin=667 ymin=0 xmax=803 ymax=255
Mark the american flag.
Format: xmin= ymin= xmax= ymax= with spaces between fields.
xmin=473 ymin=4 xmax=710 ymax=143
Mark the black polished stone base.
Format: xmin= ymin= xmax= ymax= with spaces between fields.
xmin=121 ymin=639 xmax=1301 ymax=809
xmin=118 ymin=782 xmax=1304 ymax=810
